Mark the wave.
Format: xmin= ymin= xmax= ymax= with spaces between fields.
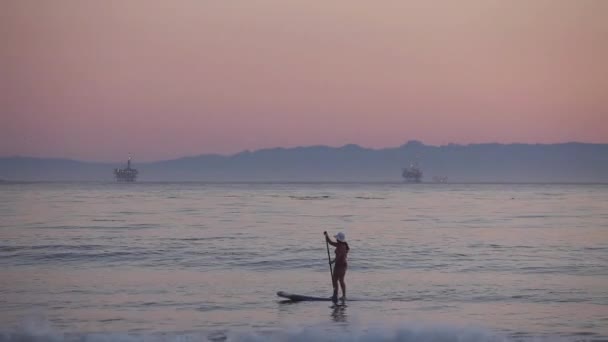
xmin=0 ymin=319 xmax=583 ymax=342
xmin=0 ymin=248 xmax=156 ymax=266
xmin=23 ymin=224 xmax=157 ymax=230
xmin=289 ymin=195 xmax=331 ymax=200
xmin=91 ymin=219 xmax=126 ymax=222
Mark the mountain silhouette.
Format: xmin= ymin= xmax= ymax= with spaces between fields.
xmin=1 ymin=141 xmax=606 ymax=182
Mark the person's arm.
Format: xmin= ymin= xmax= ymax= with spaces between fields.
xmin=324 ymin=231 xmax=338 ymax=247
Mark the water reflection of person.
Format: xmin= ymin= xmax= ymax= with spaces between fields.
xmin=330 ymin=303 xmax=347 ymax=323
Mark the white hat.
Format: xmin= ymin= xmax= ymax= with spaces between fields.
xmin=334 ymin=232 xmax=346 ymax=242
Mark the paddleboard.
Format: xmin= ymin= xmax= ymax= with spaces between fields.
xmin=277 ymin=291 xmax=334 ymax=302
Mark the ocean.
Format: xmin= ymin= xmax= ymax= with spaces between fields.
xmin=0 ymin=182 xmax=607 ymax=341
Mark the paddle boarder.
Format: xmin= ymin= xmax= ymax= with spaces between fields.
xmin=324 ymin=231 xmax=349 ymax=302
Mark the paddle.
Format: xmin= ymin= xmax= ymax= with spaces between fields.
xmin=324 ymin=231 xmax=335 ymax=301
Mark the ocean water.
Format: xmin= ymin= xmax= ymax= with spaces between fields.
xmin=0 ymin=182 xmax=607 ymax=342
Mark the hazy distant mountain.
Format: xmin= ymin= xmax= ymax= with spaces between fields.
xmin=1 ymin=141 xmax=607 ymax=182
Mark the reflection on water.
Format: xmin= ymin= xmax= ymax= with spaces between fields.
xmin=330 ymin=304 xmax=348 ymax=323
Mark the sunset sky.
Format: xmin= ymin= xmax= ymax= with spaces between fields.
xmin=2 ymin=0 xmax=607 ymax=162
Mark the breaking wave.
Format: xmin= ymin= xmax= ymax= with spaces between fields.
xmin=0 ymin=318 xmax=584 ymax=342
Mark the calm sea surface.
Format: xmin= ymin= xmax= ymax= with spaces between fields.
xmin=0 ymin=182 xmax=607 ymax=341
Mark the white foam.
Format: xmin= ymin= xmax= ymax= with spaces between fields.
xmin=0 ymin=317 xmax=579 ymax=342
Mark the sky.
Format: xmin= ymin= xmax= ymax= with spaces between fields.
xmin=2 ymin=0 xmax=607 ymax=162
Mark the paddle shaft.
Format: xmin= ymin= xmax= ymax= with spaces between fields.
xmin=325 ymin=235 xmax=334 ymax=281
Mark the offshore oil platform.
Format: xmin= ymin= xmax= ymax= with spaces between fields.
xmin=402 ymin=162 xmax=423 ymax=183
xmin=114 ymin=156 xmax=138 ymax=182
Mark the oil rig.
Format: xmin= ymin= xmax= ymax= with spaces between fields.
xmin=114 ymin=156 xmax=138 ymax=182
xmin=402 ymin=162 xmax=423 ymax=183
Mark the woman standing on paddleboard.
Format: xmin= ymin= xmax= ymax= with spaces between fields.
xmin=324 ymin=231 xmax=349 ymax=301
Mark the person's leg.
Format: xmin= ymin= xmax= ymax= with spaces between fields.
xmin=339 ymin=275 xmax=346 ymax=299
xmin=332 ymin=274 xmax=338 ymax=300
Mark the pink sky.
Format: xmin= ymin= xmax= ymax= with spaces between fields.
xmin=2 ymin=0 xmax=607 ymax=162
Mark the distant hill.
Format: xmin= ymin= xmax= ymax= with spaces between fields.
xmin=1 ymin=141 xmax=607 ymax=182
